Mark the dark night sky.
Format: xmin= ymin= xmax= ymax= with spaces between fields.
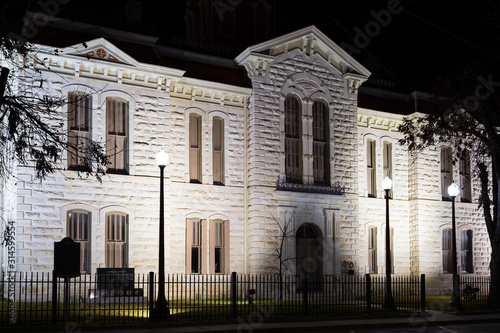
xmin=8 ymin=0 xmax=499 ymax=92
xmin=273 ymin=0 xmax=498 ymax=91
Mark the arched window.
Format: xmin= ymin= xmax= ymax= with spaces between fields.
xmin=210 ymin=219 xmax=230 ymax=274
xmin=366 ymin=139 xmax=376 ymax=197
xmin=442 ymin=229 xmax=453 ymax=273
xmin=106 ymin=98 xmax=128 ymax=173
xmin=285 ymin=96 xmax=302 ymax=183
xmin=368 ymin=227 xmax=377 ymax=274
xmin=312 ymin=101 xmax=329 ymax=185
xmin=461 ymin=229 xmax=473 ymax=273
xmin=213 ymin=117 xmax=224 ymax=185
xmin=190 ymin=114 xmax=202 ymax=183
xmin=106 ymin=213 xmax=128 ymax=268
xmin=460 ymin=149 xmax=471 ymax=202
xmin=441 ymin=147 xmax=453 ymax=200
xmin=68 ymin=92 xmax=92 ymax=170
xmin=67 ymin=210 xmax=90 ymax=273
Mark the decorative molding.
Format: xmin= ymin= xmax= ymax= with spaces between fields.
xmin=276 ymin=176 xmax=345 ymax=195
xmin=31 ymin=38 xmax=251 ymax=108
xmin=236 ymin=25 xmax=371 ymax=80
xmin=358 ymin=108 xmax=405 ymax=131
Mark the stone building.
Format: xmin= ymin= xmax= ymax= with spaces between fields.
xmin=0 ymin=23 xmax=491 ymax=295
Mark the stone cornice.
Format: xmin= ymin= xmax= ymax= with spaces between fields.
xmin=30 ymin=39 xmax=251 ymax=107
xmin=170 ymin=77 xmax=251 ymax=107
xmin=358 ymin=108 xmax=408 ymax=132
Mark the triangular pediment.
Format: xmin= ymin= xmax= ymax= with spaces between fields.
xmin=235 ymin=25 xmax=371 ymax=79
xmin=59 ymin=38 xmax=140 ymax=66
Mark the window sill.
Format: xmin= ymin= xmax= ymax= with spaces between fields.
xmin=68 ymin=166 xmax=92 ymax=172
xmin=107 ymin=169 xmax=129 ymax=175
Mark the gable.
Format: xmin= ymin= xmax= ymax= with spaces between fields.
xmin=235 ymin=25 xmax=371 ymax=88
xmin=60 ymin=38 xmax=140 ymax=66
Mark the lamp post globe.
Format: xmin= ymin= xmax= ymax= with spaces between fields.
xmin=156 ymin=148 xmax=169 ymax=167
xmin=382 ymin=176 xmax=393 ymax=191
xmin=447 ymin=182 xmax=459 ymax=198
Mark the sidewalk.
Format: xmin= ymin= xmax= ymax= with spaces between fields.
xmin=81 ymin=310 xmax=500 ymax=333
xmin=7 ymin=310 xmax=500 ymax=333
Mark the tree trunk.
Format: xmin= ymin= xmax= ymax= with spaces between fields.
xmin=488 ymin=236 xmax=500 ymax=308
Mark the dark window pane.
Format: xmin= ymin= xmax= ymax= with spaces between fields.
xmin=214 ymin=248 xmax=221 ymax=273
xmin=191 ymin=247 xmax=199 ymax=273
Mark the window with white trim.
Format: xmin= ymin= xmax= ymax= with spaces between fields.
xmin=285 ymin=96 xmax=302 ymax=183
xmin=190 ymin=114 xmax=202 ymax=183
xmin=186 ymin=218 xmax=206 ymax=274
xmin=461 ymin=229 xmax=473 ymax=273
xmin=106 ymin=213 xmax=128 ymax=268
xmin=366 ymin=140 xmax=376 ymax=197
xmin=313 ymin=100 xmax=329 ymax=185
xmin=368 ymin=227 xmax=377 ymax=274
xmin=460 ymin=149 xmax=471 ymax=202
xmin=210 ymin=219 xmax=230 ymax=274
xmin=442 ymin=229 xmax=453 ymax=273
xmin=68 ymin=92 xmax=91 ymax=170
xmin=441 ymin=147 xmax=453 ymax=200
xmin=68 ymin=210 xmax=90 ymax=273
xmin=106 ymin=98 xmax=128 ymax=173
xmin=213 ymin=117 xmax=224 ymax=185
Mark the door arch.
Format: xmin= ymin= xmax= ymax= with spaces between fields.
xmin=296 ymin=223 xmax=323 ymax=283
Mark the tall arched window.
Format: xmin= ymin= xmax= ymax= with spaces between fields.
xmin=313 ymin=101 xmax=329 ymax=185
xmin=106 ymin=98 xmax=128 ymax=174
xmin=442 ymin=229 xmax=453 ymax=273
xmin=461 ymin=229 xmax=473 ymax=273
xmin=67 ymin=210 xmax=90 ymax=273
xmin=186 ymin=218 xmax=206 ymax=274
xmin=366 ymin=139 xmax=376 ymax=197
xmin=460 ymin=149 xmax=471 ymax=202
xmin=441 ymin=147 xmax=453 ymax=200
xmin=213 ymin=117 xmax=224 ymax=185
xmin=285 ymin=96 xmax=302 ymax=183
xmin=190 ymin=114 xmax=202 ymax=183
xmin=106 ymin=213 xmax=128 ymax=268
xmin=68 ymin=92 xmax=91 ymax=170
xmin=368 ymin=227 xmax=377 ymax=274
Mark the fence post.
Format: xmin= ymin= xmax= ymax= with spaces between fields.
xmin=420 ymin=274 xmax=426 ymax=314
xmin=366 ymin=274 xmax=371 ymax=314
xmin=149 ymin=272 xmax=154 ymax=320
xmin=302 ymin=277 xmax=308 ymax=316
xmin=231 ymin=272 xmax=237 ymax=318
xmin=51 ymin=270 xmax=57 ymax=324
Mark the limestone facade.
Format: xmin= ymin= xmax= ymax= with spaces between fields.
xmin=0 ymin=26 xmax=491 ymax=294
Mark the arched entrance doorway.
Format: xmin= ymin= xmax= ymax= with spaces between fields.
xmin=295 ymin=224 xmax=323 ymax=284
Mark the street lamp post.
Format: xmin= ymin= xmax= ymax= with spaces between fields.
xmin=382 ymin=176 xmax=395 ymax=310
xmin=448 ymin=181 xmax=460 ymax=310
xmin=154 ymin=149 xmax=170 ymax=319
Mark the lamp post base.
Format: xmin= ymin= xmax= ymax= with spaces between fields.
xmin=449 ymin=274 xmax=460 ymax=310
xmin=383 ymin=297 xmax=396 ymax=310
xmin=151 ymin=304 xmax=170 ymax=320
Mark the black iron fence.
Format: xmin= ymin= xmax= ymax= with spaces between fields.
xmin=1 ymin=272 xmax=426 ymax=327
xmin=459 ymin=275 xmax=492 ymax=312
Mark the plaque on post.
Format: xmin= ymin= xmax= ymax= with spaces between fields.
xmin=53 ymin=237 xmax=81 ymax=323
xmin=54 ymin=237 xmax=81 ymax=278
